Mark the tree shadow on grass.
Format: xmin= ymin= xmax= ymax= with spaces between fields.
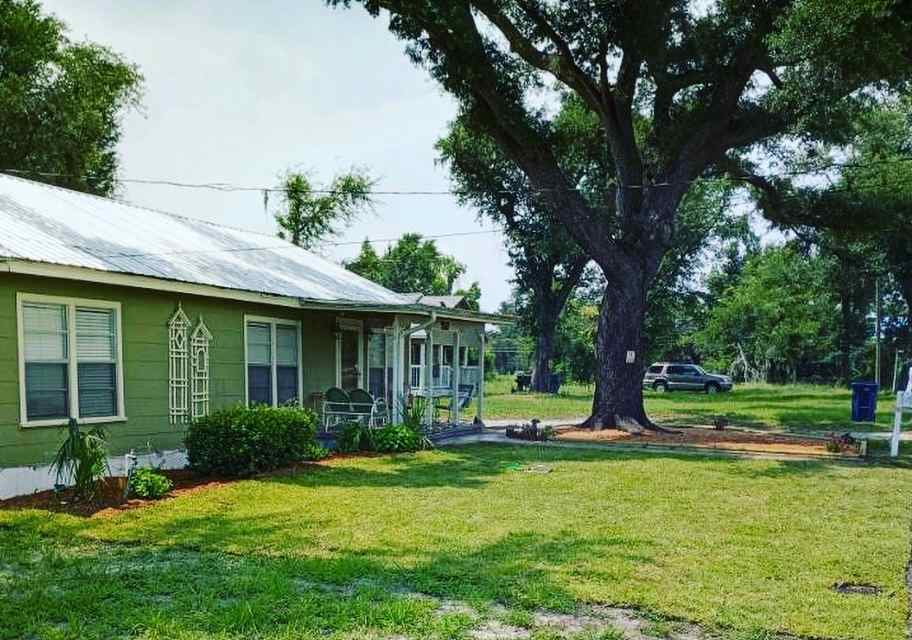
xmin=0 ymin=512 xmax=654 ymax=639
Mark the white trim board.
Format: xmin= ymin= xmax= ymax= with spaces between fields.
xmin=0 ymin=448 xmax=188 ymax=500
xmin=3 ymin=260 xmax=500 ymax=324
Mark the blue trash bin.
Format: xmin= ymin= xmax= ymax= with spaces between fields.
xmin=851 ymin=381 xmax=879 ymax=422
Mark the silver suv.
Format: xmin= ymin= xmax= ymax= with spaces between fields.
xmin=643 ymin=363 xmax=733 ymax=394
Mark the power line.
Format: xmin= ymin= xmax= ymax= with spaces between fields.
xmin=5 ymin=155 xmax=912 ymax=196
xmin=4 ymin=163 xmax=911 ymax=264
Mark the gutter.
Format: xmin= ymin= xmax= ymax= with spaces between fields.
xmin=296 ymin=297 xmax=512 ymax=324
xmin=2 ymin=257 xmax=512 ymax=324
xmin=402 ymin=311 xmax=438 ymax=338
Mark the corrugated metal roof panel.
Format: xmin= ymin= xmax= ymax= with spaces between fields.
xmin=0 ymin=174 xmax=409 ymax=305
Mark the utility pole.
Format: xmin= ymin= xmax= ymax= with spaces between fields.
xmin=875 ymin=277 xmax=883 ymax=386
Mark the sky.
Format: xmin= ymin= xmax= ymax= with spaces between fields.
xmin=40 ymin=0 xmax=513 ymax=310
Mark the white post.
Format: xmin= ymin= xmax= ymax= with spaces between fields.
xmin=425 ymin=327 xmax=435 ymax=427
xmin=453 ymin=330 xmax=461 ymax=425
xmin=893 ymin=393 xmax=904 ymax=458
xmin=391 ymin=317 xmax=403 ymax=424
xmin=476 ymin=328 xmax=485 ymax=426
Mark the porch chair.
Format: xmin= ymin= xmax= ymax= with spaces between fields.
xmin=349 ymin=388 xmax=389 ymax=427
xmin=322 ymin=387 xmax=355 ymax=431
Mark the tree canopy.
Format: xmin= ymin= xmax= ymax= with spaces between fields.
xmin=346 ymin=233 xmax=480 ymax=301
xmin=273 ymin=169 xmax=374 ymax=249
xmin=0 ymin=0 xmax=143 ymax=196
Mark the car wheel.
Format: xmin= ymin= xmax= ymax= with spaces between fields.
xmin=706 ymin=383 xmax=720 ymax=394
xmin=653 ymin=382 xmax=668 ymax=393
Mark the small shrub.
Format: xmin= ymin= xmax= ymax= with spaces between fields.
xmin=185 ymin=404 xmax=319 ymax=477
xmin=336 ymin=422 xmax=375 ymax=453
xmin=373 ymin=423 xmax=432 ymax=453
xmin=129 ymin=467 xmax=173 ymax=499
xmin=304 ymin=443 xmax=331 ymax=460
xmin=51 ymin=419 xmax=109 ymax=501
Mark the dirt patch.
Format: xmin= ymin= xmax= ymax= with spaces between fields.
xmin=554 ymin=426 xmax=861 ymax=457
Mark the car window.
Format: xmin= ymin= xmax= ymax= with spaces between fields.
xmin=648 ymin=365 xmax=663 ymax=374
xmin=667 ymin=365 xmax=687 ymax=375
xmin=685 ymin=367 xmax=702 ymax=376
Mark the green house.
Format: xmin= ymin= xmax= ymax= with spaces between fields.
xmin=0 ymin=174 xmax=499 ymax=497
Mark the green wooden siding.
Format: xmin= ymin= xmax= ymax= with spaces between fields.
xmin=0 ymin=273 xmax=343 ymax=467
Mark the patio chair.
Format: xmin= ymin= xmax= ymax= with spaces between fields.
xmin=322 ymin=387 xmax=353 ymax=431
xmin=349 ymin=388 xmax=388 ymax=427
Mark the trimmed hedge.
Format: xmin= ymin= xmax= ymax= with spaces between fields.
xmin=185 ymin=405 xmax=319 ymax=477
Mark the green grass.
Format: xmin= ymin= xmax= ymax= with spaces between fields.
xmin=482 ymin=376 xmax=903 ymax=433
xmin=2 ymin=444 xmax=911 ymax=640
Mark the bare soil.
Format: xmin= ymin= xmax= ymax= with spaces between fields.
xmin=553 ymin=425 xmax=861 ymax=457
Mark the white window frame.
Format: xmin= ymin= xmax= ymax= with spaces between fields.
xmin=409 ymin=337 xmax=426 ymax=391
xmin=334 ymin=318 xmax=364 ymax=389
xmin=243 ymin=315 xmax=303 ymax=407
xmin=17 ymin=292 xmax=126 ymax=428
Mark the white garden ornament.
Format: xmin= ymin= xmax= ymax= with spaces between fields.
xmin=190 ymin=319 xmax=213 ymax=419
xmin=168 ymin=305 xmax=191 ymax=424
xmin=168 ymin=305 xmax=213 ymax=424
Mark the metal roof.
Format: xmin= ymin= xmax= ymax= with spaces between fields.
xmin=401 ymin=293 xmax=467 ymax=309
xmin=0 ymin=173 xmax=408 ymax=305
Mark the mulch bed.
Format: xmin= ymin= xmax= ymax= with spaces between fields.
xmin=553 ymin=426 xmax=862 ymax=457
xmin=0 ymin=469 xmax=231 ymax=518
xmin=0 ymin=458 xmax=349 ymax=518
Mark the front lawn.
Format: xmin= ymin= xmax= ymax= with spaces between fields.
xmin=2 ymin=444 xmax=910 ymax=640
xmin=482 ymin=376 xmax=900 ymax=433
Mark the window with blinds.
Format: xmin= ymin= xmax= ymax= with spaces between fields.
xmin=22 ymin=303 xmax=69 ymax=420
xmin=245 ymin=318 xmax=300 ymax=407
xmin=19 ymin=296 xmax=123 ymax=425
xmin=76 ymin=308 xmax=117 ymax=418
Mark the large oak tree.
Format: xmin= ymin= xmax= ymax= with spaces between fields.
xmin=328 ymin=0 xmax=912 ymax=428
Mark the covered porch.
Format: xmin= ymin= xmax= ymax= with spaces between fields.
xmin=318 ymin=308 xmax=493 ymax=434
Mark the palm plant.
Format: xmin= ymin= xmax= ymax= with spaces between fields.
xmin=51 ymin=419 xmax=109 ymax=501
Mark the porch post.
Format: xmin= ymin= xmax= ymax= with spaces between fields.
xmin=425 ymin=325 xmax=435 ymax=426
xmin=453 ymin=329 xmax=461 ymax=425
xmin=391 ymin=316 xmax=403 ymax=424
xmin=475 ymin=327 xmax=485 ymax=426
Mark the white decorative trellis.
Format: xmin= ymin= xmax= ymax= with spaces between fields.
xmin=190 ymin=319 xmax=213 ymax=419
xmin=168 ymin=305 xmax=191 ymax=424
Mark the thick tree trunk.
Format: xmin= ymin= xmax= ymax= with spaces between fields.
xmin=530 ymin=318 xmax=556 ymax=393
xmin=584 ymin=272 xmax=656 ymax=432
